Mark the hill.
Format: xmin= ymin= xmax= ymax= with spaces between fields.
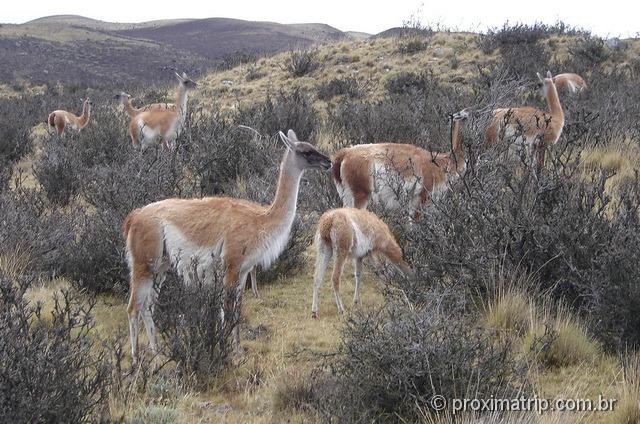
xmin=0 ymin=15 xmax=359 ymax=86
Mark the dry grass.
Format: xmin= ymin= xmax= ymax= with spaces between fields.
xmin=523 ymin=303 xmax=600 ymax=369
xmin=0 ymin=245 xmax=32 ymax=280
xmin=581 ymin=138 xmax=640 ymax=179
xmin=18 ymin=260 xmax=380 ymax=422
xmin=5 ymin=31 xmax=640 ymax=423
xmin=12 ymin=255 xmax=636 ymax=423
xmin=602 ymin=353 xmax=640 ymax=424
xmin=480 ymin=271 xmax=536 ymax=335
xmin=196 ymin=33 xmax=486 ymax=113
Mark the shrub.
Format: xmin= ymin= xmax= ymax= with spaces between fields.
xmin=283 ymin=49 xmax=319 ymax=77
xmin=0 ymin=96 xmax=40 ymax=191
xmin=500 ymin=40 xmax=550 ymax=78
xmin=0 ymin=272 xmax=111 ymax=423
xmin=33 ymin=140 xmax=80 ymax=206
xmin=316 ymin=77 xmax=363 ymax=101
xmin=234 ymin=89 xmax=318 ymax=140
xmin=568 ymin=36 xmax=611 ymax=68
xmin=317 ymin=287 xmax=528 ymax=422
xmin=395 ymin=24 xmax=433 ymax=54
xmin=397 ymin=35 xmax=428 ymax=54
xmin=182 ymin=107 xmax=276 ymax=196
xmin=154 ymin=265 xmax=237 ymax=389
xmin=479 ymin=22 xmax=580 ymax=53
xmin=475 ymin=22 xmax=578 ymax=76
xmin=391 ymin=136 xmax=640 ymax=350
xmin=245 ymin=63 xmax=265 ymax=82
xmin=329 ymin=74 xmax=464 ymax=147
xmin=219 ymin=51 xmax=257 ymax=71
xmin=385 ymin=71 xmax=437 ymax=95
xmin=0 ymin=189 xmax=76 ymax=278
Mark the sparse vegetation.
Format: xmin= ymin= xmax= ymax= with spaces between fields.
xmin=1 ymin=20 xmax=639 ymax=423
xmin=0 ymin=272 xmax=111 ymax=423
xmin=316 ymin=77 xmax=363 ymax=100
xmin=283 ymin=49 xmax=320 ymax=77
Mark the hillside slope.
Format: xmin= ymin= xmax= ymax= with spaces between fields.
xmin=0 ymin=15 xmax=357 ymax=85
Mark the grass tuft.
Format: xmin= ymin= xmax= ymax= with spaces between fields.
xmin=272 ymin=369 xmax=317 ymax=413
xmin=131 ymin=405 xmax=181 ymax=424
xmin=523 ymin=305 xmax=600 ymax=369
xmin=481 ymin=272 xmax=535 ymax=335
xmin=604 ymin=353 xmax=640 ymax=424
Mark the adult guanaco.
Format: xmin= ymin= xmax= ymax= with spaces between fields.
xmin=123 ymin=130 xmax=331 ymax=361
xmin=484 ymin=71 xmax=564 ymax=171
xmin=311 ymin=207 xmax=411 ymax=318
xmin=331 ymin=109 xmax=470 ymax=214
xmin=47 ymin=98 xmax=92 ymax=136
xmin=128 ymin=72 xmax=196 ymax=150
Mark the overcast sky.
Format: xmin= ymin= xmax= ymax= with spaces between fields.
xmin=2 ymin=0 xmax=637 ymax=37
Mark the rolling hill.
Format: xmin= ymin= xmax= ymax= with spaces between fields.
xmin=0 ymin=15 xmax=364 ymax=86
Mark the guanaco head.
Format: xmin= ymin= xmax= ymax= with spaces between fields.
xmin=82 ymin=97 xmax=93 ymax=110
xmin=536 ymin=71 xmax=556 ymax=97
xmin=175 ymin=72 xmax=197 ymax=90
xmin=278 ymin=129 xmax=332 ymax=171
xmin=114 ymin=92 xmax=132 ymax=102
xmin=452 ymin=108 xmax=470 ymax=122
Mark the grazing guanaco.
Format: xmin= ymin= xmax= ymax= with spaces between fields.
xmin=331 ymin=109 xmax=470 ymax=214
xmin=128 ymin=72 xmax=196 ymax=150
xmin=123 ymin=130 xmax=331 ymax=361
xmin=114 ymin=92 xmax=175 ymax=118
xmin=311 ymin=207 xmax=411 ymax=318
xmin=484 ymin=71 xmax=564 ymax=171
xmin=47 ymin=98 xmax=92 ymax=136
xmin=552 ymin=73 xmax=587 ymax=94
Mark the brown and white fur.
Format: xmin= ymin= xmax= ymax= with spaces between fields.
xmin=331 ymin=109 xmax=470 ymax=214
xmin=123 ymin=129 xmax=331 ymax=361
xmin=128 ymin=72 xmax=196 ymax=150
xmin=47 ymin=98 xmax=92 ymax=136
xmin=552 ymin=73 xmax=587 ymax=94
xmin=311 ymin=207 xmax=411 ymax=318
xmin=115 ymin=92 xmax=176 ymax=118
xmin=484 ymin=71 xmax=564 ymax=171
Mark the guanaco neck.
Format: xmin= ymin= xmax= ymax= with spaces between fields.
xmin=545 ymin=82 xmax=563 ymax=119
xmin=451 ymin=120 xmax=462 ymax=154
xmin=121 ymin=97 xmax=138 ymax=118
xmin=265 ymin=150 xmax=303 ymax=228
xmin=450 ymin=119 xmax=465 ymax=169
xmin=174 ymin=84 xmax=190 ymax=120
xmin=77 ymin=101 xmax=91 ymax=127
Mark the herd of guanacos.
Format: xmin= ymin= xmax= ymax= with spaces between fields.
xmin=45 ymin=69 xmax=587 ymax=361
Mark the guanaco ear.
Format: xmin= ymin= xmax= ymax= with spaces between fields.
xmin=182 ymin=72 xmax=188 ymax=79
xmin=453 ymin=108 xmax=470 ymax=121
xmin=546 ymin=70 xmax=553 ymax=79
xmin=536 ymin=72 xmax=544 ymax=83
xmin=175 ymin=71 xmax=183 ymax=82
xmin=287 ymin=129 xmax=300 ymax=143
xmin=278 ymin=131 xmax=294 ymax=150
